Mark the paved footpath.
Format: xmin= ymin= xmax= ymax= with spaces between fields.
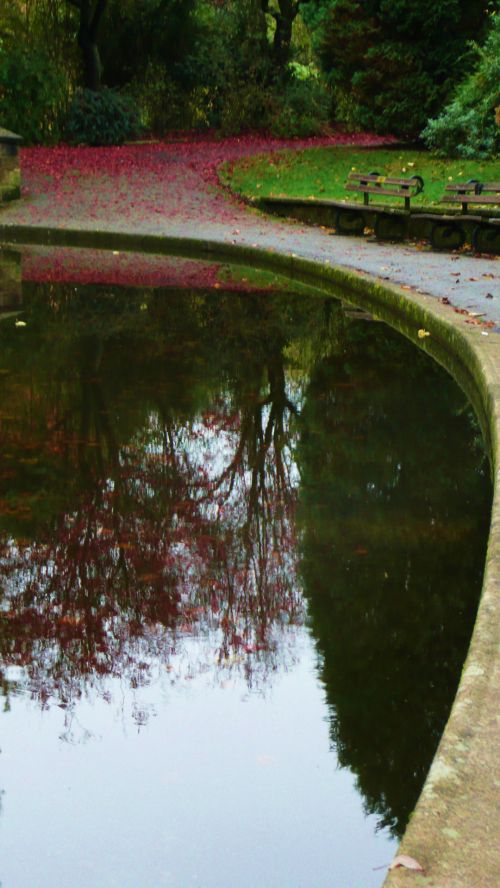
xmin=0 ymin=134 xmax=498 ymax=323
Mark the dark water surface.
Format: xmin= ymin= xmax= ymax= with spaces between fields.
xmin=0 ymin=256 xmax=492 ymax=887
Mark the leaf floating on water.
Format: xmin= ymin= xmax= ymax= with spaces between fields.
xmin=257 ymin=754 xmax=274 ymax=767
xmin=417 ymin=328 xmax=430 ymax=339
xmin=389 ymin=854 xmax=425 ymax=873
xmin=15 ymin=320 xmax=27 ymax=328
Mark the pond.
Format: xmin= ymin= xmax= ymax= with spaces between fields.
xmin=0 ymin=249 xmax=492 ymax=888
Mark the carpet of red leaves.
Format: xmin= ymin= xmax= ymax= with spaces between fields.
xmin=18 ymin=131 xmax=396 ymax=225
xmin=11 ymin=131 xmax=397 ymax=286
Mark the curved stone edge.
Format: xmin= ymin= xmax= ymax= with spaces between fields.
xmin=0 ymin=223 xmax=499 ymax=887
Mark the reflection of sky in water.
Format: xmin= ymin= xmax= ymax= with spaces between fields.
xmin=0 ymin=630 xmax=394 ymax=888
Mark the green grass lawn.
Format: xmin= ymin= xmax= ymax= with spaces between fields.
xmin=221 ymin=146 xmax=499 ymax=208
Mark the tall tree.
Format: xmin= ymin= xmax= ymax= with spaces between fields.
xmin=317 ymin=0 xmax=490 ymax=137
xmin=67 ymin=0 xmax=108 ymax=90
xmin=261 ymin=0 xmax=311 ymax=70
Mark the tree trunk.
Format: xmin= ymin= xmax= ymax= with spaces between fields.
xmin=273 ymin=13 xmax=294 ymax=69
xmin=79 ymin=37 xmax=102 ymax=91
xmin=68 ymin=0 xmax=107 ymax=91
xmin=261 ymin=0 xmax=305 ymax=73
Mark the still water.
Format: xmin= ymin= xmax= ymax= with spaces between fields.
xmin=0 ymin=254 xmax=492 ymax=887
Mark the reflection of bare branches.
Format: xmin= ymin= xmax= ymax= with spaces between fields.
xmin=0 ymin=358 xmax=305 ymax=714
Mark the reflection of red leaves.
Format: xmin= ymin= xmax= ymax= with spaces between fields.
xmin=354 ymin=545 xmax=368 ymax=556
xmin=0 ymin=374 xmax=303 ymax=707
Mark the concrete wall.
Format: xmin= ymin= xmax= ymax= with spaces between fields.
xmin=0 ymin=128 xmax=22 ymax=203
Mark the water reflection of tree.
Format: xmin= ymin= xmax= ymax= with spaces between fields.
xmin=0 ymin=283 xmax=327 ymax=713
xmin=296 ymin=320 xmax=492 ymax=837
xmin=0 ymin=280 xmax=490 ymax=835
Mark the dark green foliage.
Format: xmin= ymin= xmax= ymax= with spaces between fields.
xmin=185 ymin=0 xmax=273 ymax=132
xmin=217 ymin=75 xmax=330 ymax=138
xmin=422 ymin=14 xmax=500 ymax=158
xmin=4 ymin=0 xmax=495 ymax=142
xmin=102 ymin=0 xmax=198 ymax=90
xmin=318 ymin=0 xmax=490 ymax=137
xmin=268 ymin=73 xmax=331 ymax=137
xmin=188 ymin=0 xmax=329 ymax=136
xmin=297 ymin=318 xmax=491 ymax=835
xmin=0 ymin=45 xmax=66 ymax=144
xmin=64 ymin=87 xmax=141 ymax=146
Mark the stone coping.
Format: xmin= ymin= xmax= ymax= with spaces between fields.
xmin=0 ymin=224 xmax=498 ymax=887
xmin=257 ymin=194 xmax=500 ymax=218
xmin=256 ymin=196 xmax=500 ymax=248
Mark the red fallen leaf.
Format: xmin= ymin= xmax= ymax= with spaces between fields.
xmin=389 ymin=854 xmax=425 ymax=873
xmin=354 ymin=545 xmax=368 ymax=556
xmin=440 ymin=297 xmax=451 ymax=305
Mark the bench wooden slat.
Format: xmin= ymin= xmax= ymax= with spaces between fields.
xmin=481 ymin=183 xmax=500 ymax=193
xmin=348 ymin=173 xmax=420 ymax=188
xmin=345 ymin=184 xmax=417 ymax=198
xmin=443 ymin=194 xmax=500 ymax=205
xmin=347 ymin=173 xmax=382 ymax=183
xmin=445 ymin=183 xmax=479 ymax=193
xmin=382 ymin=177 xmax=420 ymax=187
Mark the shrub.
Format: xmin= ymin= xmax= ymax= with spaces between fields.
xmin=422 ymin=15 xmax=500 ymax=158
xmin=269 ymin=72 xmax=331 ymax=137
xmin=0 ymin=45 xmax=66 ymax=144
xmin=318 ymin=0 xmax=489 ymax=138
xmin=64 ymin=88 xmax=142 ymax=146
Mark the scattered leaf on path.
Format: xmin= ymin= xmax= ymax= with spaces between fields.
xmin=389 ymin=854 xmax=425 ymax=873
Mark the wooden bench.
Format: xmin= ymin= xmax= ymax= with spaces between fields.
xmin=422 ymin=181 xmax=500 ymax=251
xmin=442 ymin=180 xmax=500 ymax=212
xmin=335 ymin=171 xmax=424 ymax=239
